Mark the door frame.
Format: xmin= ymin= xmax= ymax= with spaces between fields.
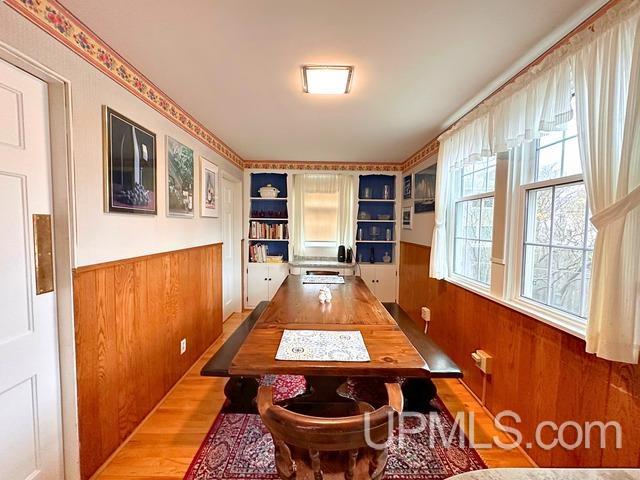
xmin=0 ymin=42 xmax=80 ymax=480
xmin=221 ymin=171 xmax=243 ymax=319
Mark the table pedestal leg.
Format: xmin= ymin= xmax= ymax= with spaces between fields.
xmin=279 ymin=376 xmax=354 ymax=413
xmin=402 ymin=378 xmax=438 ymax=413
xmin=224 ymin=376 xmax=259 ymax=413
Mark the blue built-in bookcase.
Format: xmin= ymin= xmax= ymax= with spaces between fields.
xmin=355 ymin=174 xmax=396 ymax=264
xmin=248 ymin=172 xmax=289 ymax=262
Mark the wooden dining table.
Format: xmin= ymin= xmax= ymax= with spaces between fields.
xmin=230 ymin=274 xmax=430 ymax=402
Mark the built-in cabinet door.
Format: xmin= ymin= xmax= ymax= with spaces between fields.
xmin=375 ymin=266 xmax=397 ymax=303
xmin=268 ymin=264 xmax=289 ymax=299
xmin=359 ymin=265 xmax=378 ymax=292
xmin=358 ymin=264 xmax=396 ymax=302
xmin=247 ymin=263 xmax=270 ymax=307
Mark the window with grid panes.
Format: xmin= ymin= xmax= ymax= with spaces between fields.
xmin=452 ymin=157 xmax=496 ymax=285
xmin=520 ymin=109 xmax=595 ymax=319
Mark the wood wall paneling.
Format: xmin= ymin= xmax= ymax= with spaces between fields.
xmin=398 ymin=241 xmax=640 ymax=468
xmin=73 ymin=244 xmax=223 ymax=479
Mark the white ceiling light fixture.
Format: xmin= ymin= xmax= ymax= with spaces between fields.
xmin=302 ymin=65 xmax=353 ymax=94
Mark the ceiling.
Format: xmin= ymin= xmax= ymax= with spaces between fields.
xmin=62 ymin=0 xmax=607 ymax=164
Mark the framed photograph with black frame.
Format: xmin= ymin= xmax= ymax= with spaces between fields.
xmin=403 ymin=174 xmax=412 ymax=200
xmin=414 ymin=164 xmax=437 ymax=213
xmin=166 ymin=135 xmax=195 ymax=218
xmin=103 ymin=106 xmax=157 ymax=214
xmin=402 ymin=206 xmax=413 ymax=229
xmin=200 ymin=156 xmax=219 ymax=218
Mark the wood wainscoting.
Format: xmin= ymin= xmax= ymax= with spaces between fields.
xmin=73 ymin=244 xmax=223 ymax=479
xmin=398 ymin=241 xmax=640 ymax=468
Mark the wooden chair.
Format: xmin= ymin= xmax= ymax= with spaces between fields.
xmin=306 ymin=270 xmax=341 ymax=276
xmin=257 ymin=383 xmax=403 ymax=480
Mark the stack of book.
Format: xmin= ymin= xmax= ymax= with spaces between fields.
xmin=249 ymin=221 xmax=289 ymax=240
xmin=249 ymin=243 xmax=269 ymax=263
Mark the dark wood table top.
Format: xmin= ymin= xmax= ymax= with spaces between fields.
xmin=230 ymin=275 xmax=430 ymax=377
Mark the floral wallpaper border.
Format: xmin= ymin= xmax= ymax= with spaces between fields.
xmin=401 ymin=138 xmax=439 ymax=171
xmin=244 ymin=160 xmax=403 ymax=172
xmin=5 ymin=0 xmax=245 ymax=169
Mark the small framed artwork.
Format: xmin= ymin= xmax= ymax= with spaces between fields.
xmin=402 ymin=206 xmax=413 ymax=229
xmin=414 ymin=164 xmax=437 ymax=213
xmin=103 ymin=107 xmax=157 ymax=214
xmin=166 ymin=136 xmax=194 ymax=217
xmin=403 ymin=174 xmax=412 ymax=200
xmin=200 ymin=156 xmax=219 ymax=217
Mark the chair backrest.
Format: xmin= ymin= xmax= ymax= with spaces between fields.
xmin=305 ymin=270 xmax=341 ymax=276
xmin=257 ymin=382 xmax=403 ymax=451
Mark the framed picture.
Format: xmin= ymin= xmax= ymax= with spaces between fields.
xmin=414 ymin=164 xmax=437 ymax=213
xmin=200 ymin=157 xmax=219 ymax=217
xmin=103 ymin=107 xmax=157 ymax=214
xmin=403 ymin=174 xmax=412 ymax=200
xmin=402 ymin=206 xmax=413 ymax=229
xmin=166 ymin=136 xmax=194 ymax=217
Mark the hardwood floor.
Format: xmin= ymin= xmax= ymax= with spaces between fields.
xmin=93 ymin=311 xmax=534 ymax=479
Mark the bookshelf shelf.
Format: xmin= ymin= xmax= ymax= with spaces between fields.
xmin=356 ymin=174 xmax=397 ymax=264
xmin=248 ymin=172 xmax=289 ymax=265
xmin=248 ymin=238 xmax=289 ymax=242
xmin=356 ymin=240 xmax=397 ymax=244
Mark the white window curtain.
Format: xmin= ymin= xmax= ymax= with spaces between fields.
xmin=292 ymin=173 xmax=354 ymax=258
xmin=430 ymin=57 xmax=577 ymax=280
xmin=430 ymin=113 xmax=491 ymax=278
xmin=491 ymin=59 xmax=574 ymax=152
xmin=572 ymin=4 xmax=640 ymax=363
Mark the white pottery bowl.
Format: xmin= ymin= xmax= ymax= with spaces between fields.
xmin=258 ymin=184 xmax=280 ymax=198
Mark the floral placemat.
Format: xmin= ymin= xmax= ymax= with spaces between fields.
xmin=302 ymin=275 xmax=345 ymax=284
xmin=275 ymin=329 xmax=370 ymax=361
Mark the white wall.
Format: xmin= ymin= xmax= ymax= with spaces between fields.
xmin=0 ymin=5 xmax=243 ymax=267
xmin=400 ymin=153 xmax=437 ymax=246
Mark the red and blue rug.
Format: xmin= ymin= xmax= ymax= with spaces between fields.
xmin=184 ymin=376 xmax=486 ymax=480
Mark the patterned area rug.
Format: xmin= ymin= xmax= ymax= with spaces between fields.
xmin=184 ymin=376 xmax=486 ymax=480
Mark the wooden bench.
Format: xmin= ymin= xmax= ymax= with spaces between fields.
xmin=383 ymin=302 xmax=462 ymax=411
xmin=200 ymin=301 xmax=269 ymax=412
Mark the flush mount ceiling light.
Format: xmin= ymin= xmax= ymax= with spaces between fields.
xmin=302 ymin=65 xmax=353 ymax=94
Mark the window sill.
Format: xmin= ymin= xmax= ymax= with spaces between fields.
xmin=444 ymin=275 xmax=587 ymax=340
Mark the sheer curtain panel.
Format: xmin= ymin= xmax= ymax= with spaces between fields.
xmin=572 ymin=4 xmax=640 ymax=363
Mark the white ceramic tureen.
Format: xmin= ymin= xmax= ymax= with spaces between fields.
xmin=258 ymin=184 xmax=280 ymax=198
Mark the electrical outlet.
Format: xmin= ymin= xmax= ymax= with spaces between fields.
xmin=421 ymin=307 xmax=431 ymax=334
xmin=180 ymin=338 xmax=187 ymax=355
xmin=471 ymin=349 xmax=493 ymax=374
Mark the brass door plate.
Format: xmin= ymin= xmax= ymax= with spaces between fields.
xmin=33 ymin=214 xmax=54 ymax=294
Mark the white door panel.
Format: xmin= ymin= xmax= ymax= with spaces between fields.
xmin=358 ymin=264 xmax=377 ymax=293
xmin=375 ymin=266 xmax=397 ymax=303
xmin=247 ymin=263 xmax=269 ymax=307
xmin=0 ymin=58 xmax=63 ymax=480
xmin=268 ymin=265 xmax=289 ymax=299
xmin=222 ymin=177 xmax=241 ymax=319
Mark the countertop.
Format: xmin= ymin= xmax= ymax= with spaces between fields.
xmin=289 ymin=258 xmax=357 ymax=269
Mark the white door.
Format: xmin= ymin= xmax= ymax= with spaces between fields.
xmin=0 ymin=59 xmax=63 ymax=479
xmin=247 ymin=263 xmax=269 ymax=307
xmin=375 ymin=266 xmax=397 ymax=303
xmin=221 ymin=176 xmax=241 ymax=319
